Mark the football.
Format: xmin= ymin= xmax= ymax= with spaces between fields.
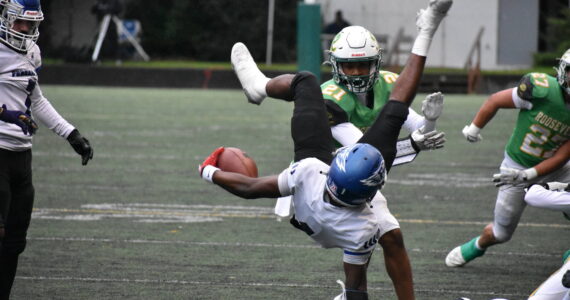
xmin=217 ymin=147 xmax=258 ymax=177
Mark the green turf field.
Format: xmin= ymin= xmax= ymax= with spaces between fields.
xmin=10 ymin=85 xmax=568 ymax=300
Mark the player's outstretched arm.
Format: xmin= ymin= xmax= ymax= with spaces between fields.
xmin=214 ymin=172 xmax=281 ymax=199
xmin=463 ymin=88 xmax=516 ymax=142
xmin=532 ymin=140 xmax=570 ymax=177
xmin=493 ymin=140 xmax=570 ymax=186
xmin=390 ymin=0 xmax=452 ymax=106
xmin=199 ymin=148 xmax=281 ymax=199
xmin=389 ymin=54 xmax=427 ymax=107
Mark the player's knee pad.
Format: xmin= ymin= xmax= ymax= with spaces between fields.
xmin=491 ymin=222 xmax=514 ymax=243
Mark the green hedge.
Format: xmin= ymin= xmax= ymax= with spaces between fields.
xmin=124 ymin=0 xmax=298 ymax=62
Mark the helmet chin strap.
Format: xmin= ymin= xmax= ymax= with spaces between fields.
xmin=323 ymin=191 xmax=344 ymax=207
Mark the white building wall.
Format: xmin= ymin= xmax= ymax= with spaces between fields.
xmin=318 ymin=0 xmax=537 ymax=70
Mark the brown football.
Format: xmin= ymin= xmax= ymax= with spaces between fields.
xmin=217 ymin=147 xmax=258 ymax=177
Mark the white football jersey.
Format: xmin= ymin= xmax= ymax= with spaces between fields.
xmin=0 ymin=43 xmax=75 ymax=151
xmin=278 ymin=158 xmax=399 ymax=264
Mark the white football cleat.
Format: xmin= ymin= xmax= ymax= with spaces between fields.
xmin=445 ymin=245 xmax=467 ymax=267
xmin=231 ymin=42 xmax=270 ymax=105
xmin=416 ymin=0 xmax=452 ymax=37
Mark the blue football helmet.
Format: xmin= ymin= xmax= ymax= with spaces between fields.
xmin=0 ymin=0 xmax=43 ymax=52
xmin=325 ymin=143 xmax=387 ymax=207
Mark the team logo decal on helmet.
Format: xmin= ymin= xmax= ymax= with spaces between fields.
xmin=0 ymin=0 xmax=43 ymax=52
xmin=555 ymin=48 xmax=570 ymax=96
xmin=327 ymin=26 xmax=383 ymax=94
xmin=361 ymin=162 xmax=385 ymax=187
xmin=325 ymin=143 xmax=387 ymax=207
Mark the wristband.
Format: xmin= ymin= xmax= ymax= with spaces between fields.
xmin=465 ymin=123 xmax=481 ymax=136
xmin=522 ymin=168 xmax=538 ymax=181
xmin=201 ymin=165 xmax=220 ymax=183
xmin=411 ymin=34 xmax=431 ymax=57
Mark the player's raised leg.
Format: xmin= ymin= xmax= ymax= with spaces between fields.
xmin=231 ymin=42 xmax=270 ymax=105
xmin=231 ymin=42 xmax=299 ymax=104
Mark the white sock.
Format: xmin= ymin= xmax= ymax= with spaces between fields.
xmin=474 ymin=237 xmax=484 ymax=250
xmin=255 ymin=77 xmax=270 ymax=97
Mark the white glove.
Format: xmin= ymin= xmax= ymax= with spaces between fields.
xmin=462 ymin=123 xmax=482 ymax=143
xmin=545 ymin=182 xmax=569 ymax=191
xmin=422 ymin=92 xmax=444 ymax=121
xmin=492 ymin=167 xmax=538 ymax=187
xmin=411 ymin=126 xmax=446 ymax=151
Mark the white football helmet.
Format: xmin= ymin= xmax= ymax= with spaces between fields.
xmin=0 ymin=0 xmax=43 ymax=52
xmin=555 ymin=48 xmax=570 ymax=95
xmin=328 ymin=26 xmax=383 ymax=93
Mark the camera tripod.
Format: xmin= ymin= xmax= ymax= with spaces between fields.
xmin=91 ymin=14 xmax=150 ymax=62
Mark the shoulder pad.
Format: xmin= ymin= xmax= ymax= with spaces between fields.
xmin=517 ymin=73 xmax=549 ymax=100
xmin=378 ymin=70 xmax=399 ymax=84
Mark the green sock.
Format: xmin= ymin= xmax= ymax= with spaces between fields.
xmin=460 ymin=237 xmax=486 ymax=262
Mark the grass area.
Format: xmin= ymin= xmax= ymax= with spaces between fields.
xmin=11 ymin=86 xmax=568 ymax=299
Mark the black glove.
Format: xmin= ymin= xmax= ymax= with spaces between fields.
xmin=562 ymin=269 xmax=570 ymax=288
xmin=67 ymin=129 xmax=93 ymax=165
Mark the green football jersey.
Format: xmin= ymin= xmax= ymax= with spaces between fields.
xmin=321 ymin=70 xmax=399 ymax=132
xmin=506 ymin=72 xmax=570 ymax=167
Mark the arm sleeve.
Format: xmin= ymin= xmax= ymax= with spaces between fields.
xmin=31 ymin=83 xmax=75 ymax=138
xmin=402 ymin=107 xmax=425 ymax=132
xmin=325 ymin=100 xmax=349 ymax=126
xmin=358 ymin=101 xmax=409 ymax=172
xmin=331 ymin=122 xmax=363 ymax=146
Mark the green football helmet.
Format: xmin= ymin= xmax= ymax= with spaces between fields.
xmin=328 ymin=26 xmax=383 ymax=94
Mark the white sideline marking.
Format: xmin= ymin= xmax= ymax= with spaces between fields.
xmin=15 ymin=275 xmax=526 ymax=297
xmin=27 ymin=237 xmax=562 ymax=258
xmin=389 ymin=173 xmax=493 ymax=188
xmin=32 ymin=203 xmax=570 ymax=229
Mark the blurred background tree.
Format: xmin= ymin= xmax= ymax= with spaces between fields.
xmin=124 ymin=0 xmax=297 ymax=62
xmin=534 ymin=4 xmax=570 ymax=67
